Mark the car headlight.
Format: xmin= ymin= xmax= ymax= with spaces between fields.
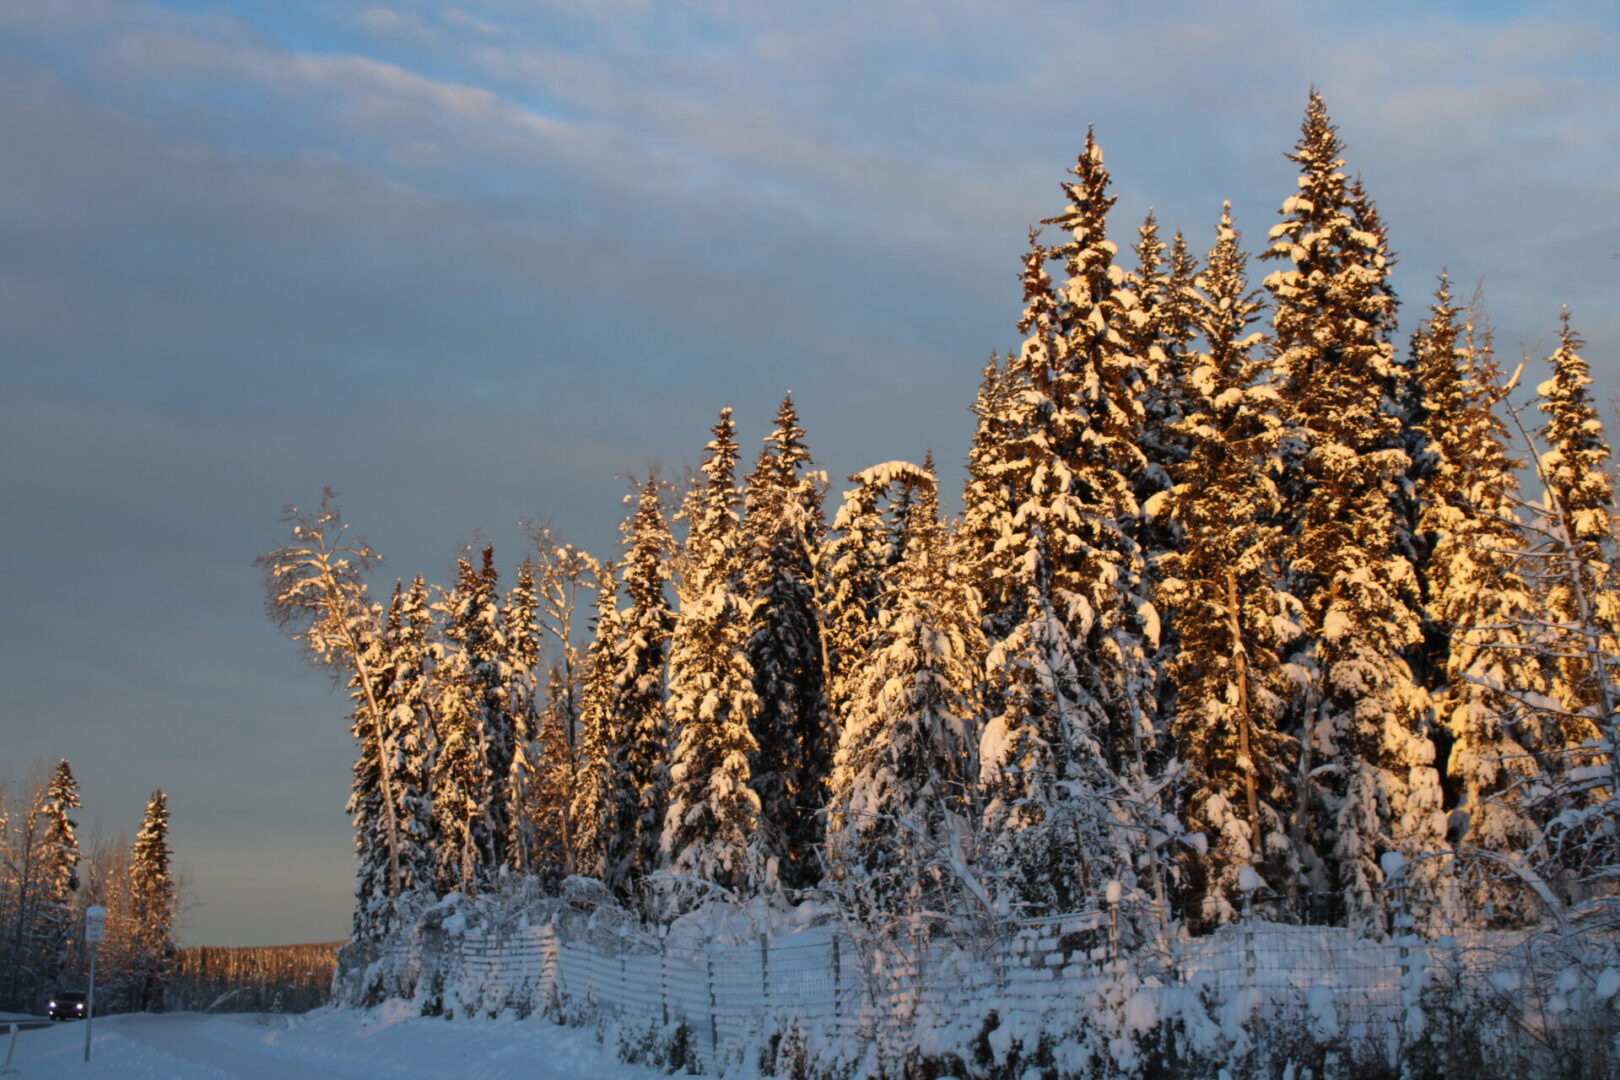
xmin=48 ymin=1001 xmax=55 ymax=1009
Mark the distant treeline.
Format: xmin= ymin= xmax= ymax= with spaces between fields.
xmin=166 ymin=942 xmax=340 ymax=1014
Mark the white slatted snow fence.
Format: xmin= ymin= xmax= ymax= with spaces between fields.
xmin=336 ymin=890 xmax=1620 ymax=1077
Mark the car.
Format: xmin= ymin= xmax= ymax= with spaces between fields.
xmin=47 ymin=990 xmax=87 ymax=1021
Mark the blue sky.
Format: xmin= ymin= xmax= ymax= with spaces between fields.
xmin=2 ymin=0 xmax=1616 ymax=945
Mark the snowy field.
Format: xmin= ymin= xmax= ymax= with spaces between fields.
xmin=1 ymin=1005 xmax=703 ymax=1080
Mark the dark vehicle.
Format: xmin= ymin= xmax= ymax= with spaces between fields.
xmin=47 ymin=990 xmax=87 ymax=1021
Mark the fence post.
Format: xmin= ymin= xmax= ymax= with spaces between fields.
xmin=705 ymin=950 xmax=718 ymax=1060
xmin=1109 ymin=893 xmax=1121 ymax=964
xmin=1239 ymin=870 xmax=1259 ymax=993
xmin=831 ymin=933 xmax=842 ymax=1024
xmin=1395 ymin=879 xmax=1413 ymax=1065
xmin=659 ymin=935 xmax=669 ymax=1028
xmin=759 ymin=932 xmax=770 ymax=1017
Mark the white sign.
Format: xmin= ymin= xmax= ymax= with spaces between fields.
xmin=84 ymin=905 xmax=106 ymax=944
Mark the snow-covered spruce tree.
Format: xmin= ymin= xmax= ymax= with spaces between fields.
xmin=348 ymin=585 xmax=397 ymax=937
xmin=743 ymin=395 xmax=832 ymax=890
xmin=501 ymin=561 xmax=541 ymax=874
xmin=608 ymin=477 xmax=676 ymax=895
xmin=1524 ymin=311 xmax=1620 ymax=892
xmin=428 ymin=638 xmax=492 ymax=896
xmin=959 ymin=350 xmax=1022 ymax=644
xmin=1156 ymin=204 xmax=1299 ymax=927
xmin=390 ymin=577 xmax=438 ymax=898
xmin=1126 ymin=216 xmax=1200 ymax=766
xmin=38 ymin=760 xmax=81 ymax=982
xmin=1406 ymin=280 xmax=1543 ymax=914
xmin=440 ymin=547 xmax=513 ymax=877
xmin=979 ymin=131 xmax=1165 ymax=916
xmin=822 ymin=468 xmax=892 ymax=734
xmin=1261 ymin=91 xmax=1441 ymax=919
xmin=660 ymin=408 xmax=769 ymax=904
xmin=350 ymin=578 xmax=439 ymax=934
xmin=1536 ymin=311 xmax=1619 ymax=714
xmin=825 ymin=460 xmax=984 ymax=920
xmin=129 ymin=790 xmax=176 ymax=1011
xmin=258 ymin=491 xmax=407 ymax=900
xmin=1126 ymin=212 xmax=1198 ymax=513
xmin=569 ymin=569 xmax=622 ymax=886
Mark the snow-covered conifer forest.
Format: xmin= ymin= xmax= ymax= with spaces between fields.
xmin=263 ymin=93 xmax=1620 ymax=1078
xmin=0 ymin=762 xmax=178 ymax=1015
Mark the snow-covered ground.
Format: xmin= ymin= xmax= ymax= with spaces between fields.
xmin=1 ymin=1005 xmax=706 ymax=1080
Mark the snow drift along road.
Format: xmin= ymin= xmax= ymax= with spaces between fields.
xmin=5 ymin=1005 xmax=708 ymax=1080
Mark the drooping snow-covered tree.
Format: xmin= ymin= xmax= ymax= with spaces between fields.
xmin=661 ymin=409 xmax=768 ymax=903
xmin=259 ymin=491 xmax=406 ymax=901
xmin=1262 ymin=91 xmax=1440 ymax=917
xmin=1157 ymin=204 xmax=1297 ymax=926
xmin=743 ymin=395 xmax=831 ymax=889
xmin=128 ymin=790 xmax=176 ymax=1011
xmin=518 ymin=533 xmax=600 ymax=884
xmin=826 ymin=460 xmax=983 ymax=918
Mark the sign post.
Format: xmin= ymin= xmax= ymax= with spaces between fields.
xmin=84 ymin=904 xmax=105 ymax=1064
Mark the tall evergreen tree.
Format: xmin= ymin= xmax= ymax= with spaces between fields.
xmin=1528 ymin=310 xmax=1620 ymax=888
xmin=826 ymin=461 xmax=982 ymax=918
xmin=567 ymin=573 xmax=621 ymax=887
xmin=979 ymin=131 xmax=1163 ymax=915
xmin=429 ymin=640 xmax=492 ymax=896
xmin=349 ymin=586 xmax=397 ymax=937
xmin=1262 ymin=90 xmax=1440 ymax=916
xmin=129 ymin=790 xmax=176 ymax=1011
xmin=1407 ymin=280 xmax=1542 ymax=914
xmin=390 ymin=577 xmax=437 ymax=897
xmin=1536 ymin=311 xmax=1619 ymax=712
xmin=1158 ymin=204 xmax=1297 ymax=925
xmin=38 ymin=760 xmax=81 ymax=981
xmin=502 ymin=561 xmax=541 ymax=874
xmin=823 ymin=470 xmax=893 ymax=734
xmin=440 ymin=547 xmax=512 ymax=877
xmin=610 ymin=478 xmax=676 ymax=893
xmin=351 ymin=578 xmax=438 ymax=931
xmin=661 ymin=409 xmax=768 ymax=902
xmin=1127 ymin=212 xmax=1192 ymax=506
xmin=743 ymin=395 xmax=831 ymax=889
xmin=959 ymin=350 xmax=1022 ymax=643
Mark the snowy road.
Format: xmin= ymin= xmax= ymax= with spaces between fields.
xmin=4 ymin=1005 xmax=706 ymax=1079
